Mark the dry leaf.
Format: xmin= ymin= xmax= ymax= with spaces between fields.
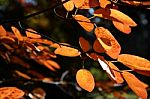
xmin=107 ymin=62 xmax=124 ymax=83
xmin=0 ymin=25 xmax=7 ymax=36
xmin=122 ymin=71 xmax=148 ymax=99
xmin=79 ymin=37 xmax=90 ymax=52
xmin=26 ymin=28 xmax=41 ymax=39
xmin=95 ymin=27 xmax=121 ymax=59
xmin=80 ymin=0 xmax=99 ymax=9
xmin=73 ymin=15 xmax=94 ymax=32
xmin=62 ymin=0 xmax=74 ymax=11
xmin=113 ymin=21 xmax=131 ymax=34
xmin=54 ymin=45 xmax=80 ymax=57
xmin=71 ymin=0 xmax=85 ymax=8
xmin=0 ymin=87 xmax=24 ymax=99
xmin=99 ymin=0 xmax=111 ymax=8
xmin=93 ymin=39 xmax=105 ymax=53
xmin=11 ymin=26 xmax=23 ymax=41
xmin=76 ymin=69 xmax=95 ymax=92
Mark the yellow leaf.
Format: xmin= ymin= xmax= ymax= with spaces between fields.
xmin=62 ymin=0 xmax=74 ymax=11
xmin=99 ymin=0 xmax=111 ymax=8
xmin=95 ymin=27 xmax=121 ymax=59
xmin=71 ymin=0 xmax=85 ymax=8
xmin=79 ymin=0 xmax=99 ymax=9
xmin=26 ymin=28 xmax=41 ymax=39
xmin=0 ymin=87 xmax=24 ymax=99
xmin=54 ymin=45 xmax=80 ymax=57
xmin=79 ymin=37 xmax=90 ymax=52
xmin=122 ymin=71 xmax=148 ymax=99
xmin=76 ymin=69 xmax=95 ymax=92
xmin=11 ymin=26 xmax=23 ymax=41
xmin=73 ymin=15 xmax=94 ymax=32
xmin=113 ymin=21 xmax=131 ymax=34
xmin=0 ymin=25 xmax=7 ymax=36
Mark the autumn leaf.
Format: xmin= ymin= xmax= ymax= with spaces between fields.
xmin=107 ymin=62 xmax=124 ymax=83
xmin=99 ymin=0 xmax=111 ymax=8
xmin=0 ymin=36 xmax=15 ymax=44
xmin=11 ymin=26 xmax=23 ymax=41
xmin=73 ymin=15 xmax=94 ymax=32
xmin=93 ymin=39 xmax=105 ymax=53
xmin=86 ymin=52 xmax=105 ymax=61
xmin=122 ymin=71 xmax=148 ymax=99
xmin=54 ymin=45 xmax=80 ymax=57
xmin=113 ymin=21 xmax=131 ymax=34
xmin=79 ymin=37 xmax=90 ymax=52
xmin=121 ymin=0 xmax=150 ymax=6
xmin=0 ymin=25 xmax=7 ymax=36
xmin=29 ymin=38 xmax=53 ymax=45
xmin=95 ymin=27 xmax=121 ymax=59
xmin=0 ymin=87 xmax=24 ymax=99
xmin=15 ymin=70 xmax=31 ymax=79
xmin=71 ymin=0 xmax=85 ymax=8
xmin=62 ymin=0 xmax=74 ymax=11
xmin=76 ymin=69 xmax=95 ymax=92
xmin=26 ymin=28 xmax=41 ymax=39
xmin=79 ymin=0 xmax=99 ymax=9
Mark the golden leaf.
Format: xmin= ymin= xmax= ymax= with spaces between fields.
xmin=54 ymin=45 xmax=80 ymax=57
xmin=0 ymin=87 xmax=24 ymax=99
xmin=15 ymin=70 xmax=31 ymax=79
xmin=71 ymin=0 xmax=85 ymax=8
xmin=86 ymin=52 xmax=105 ymax=61
xmin=26 ymin=28 xmax=41 ymax=39
xmin=79 ymin=0 xmax=99 ymax=9
xmin=76 ymin=69 xmax=95 ymax=92
xmin=11 ymin=26 xmax=23 ymax=41
xmin=113 ymin=21 xmax=131 ymax=34
xmin=122 ymin=71 xmax=148 ymax=99
xmin=99 ymin=0 xmax=111 ymax=8
xmin=62 ymin=0 xmax=74 ymax=11
xmin=95 ymin=27 xmax=121 ymax=59
xmin=0 ymin=25 xmax=7 ymax=36
xmin=73 ymin=15 xmax=94 ymax=32
xmin=79 ymin=37 xmax=90 ymax=52
xmin=29 ymin=38 xmax=53 ymax=45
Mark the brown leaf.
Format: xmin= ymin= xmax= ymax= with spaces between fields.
xmin=93 ymin=39 xmax=105 ymax=53
xmin=0 ymin=36 xmax=15 ymax=44
xmin=107 ymin=62 xmax=124 ymax=83
xmin=99 ymin=0 xmax=111 ymax=8
xmin=0 ymin=87 xmax=24 ymax=99
xmin=11 ymin=26 xmax=23 ymax=41
xmin=113 ymin=21 xmax=131 ymax=34
xmin=0 ymin=25 xmax=7 ymax=36
xmin=122 ymin=71 xmax=148 ymax=99
xmin=79 ymin=37 xmax=90 ymax=52
xmin=62 ymin=0 xmax=74 ymax=11
xmin=71 ymin=0 xmax=85 ymax=8
xmin=76 ymin=69 xmax=95 ymax=92
xmin=73 ymin=15 xmax=94 ymax=32
xmin=86 ymin=52 xmax=105 ymax=61
xmin=95 ymin=27 xmax=121 ymax=59
xmin=79 ymin=0 xmax=99 ymax=9
xmin=54 ymin=45 xmax=80 ymax=57
xmin=26 ymin=28 xmax=41 ymax=39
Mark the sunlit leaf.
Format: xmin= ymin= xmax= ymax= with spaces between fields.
xmin=54 ymin=45 xmax=80 ymax=57
xmin=73 ymin=15 xmax=94 ymax=32
xmin=107 ymin=62 xmax=124 ymax=83
xmin=98 ymin=58 xmax=115 ymax=80
xmin=121 ymin=0 xmax=150 ymax=6
xmin=15 ymin=70 xmax=31 ymax=79
xmin=26 ymin=28 xmax=41 ymax=39
xmin=113 ymin=21 xmax=131 ymax=34
xmin=62 ymin=0 xmax=74 ymax=11
xmin=11 ymin=26 xmax=23 ymax=41
xmin=0 ymin=87 xmax=24 ymax=99
xmin=79 ymin=37 xmax=90 ymax=52
xmin=122 ymin=71 xmax=148 ymax=99
xmin=39 ymin=60 xmax=56 ymax=71
xmin=99 ymin=0 xmax=111 ymax=8
xmin=80 ymin=0 xmax=99 ymax=9
xmin=71 ymin=0 xmax=85 ymax=8
xmin=93 ymin=39 xmax=105 ymax=53
xmin=76 ymin=69 xmax=95 ymax=92
xmin=0 ymin=25 xmax=7 ymax=36
xmin=29 ymin=38 xmax=53 ymax=45
xmin=95 ymin=27 xmax=121 ymax=59
xmin=0 ymin=36 xmax=15 ymax=44
xmin=118 ymin=54 xmax=150 ymax=76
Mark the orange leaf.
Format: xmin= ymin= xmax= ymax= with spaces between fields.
xmin=79 ymin=37 xmax=90 ymax=52
xmin=54 ymin=45 xmax=80 ymax=57
xmin=86 ymin=52 xmax=105 ymax=61
xmin=121 ymin=0 xmax=150 ymax=6
xmin=11 ymin=26 xmax=23 ymax=41
xmin=46 ymin=60 xmax=60 ymax=69
xmin=95 ymin=27 xmax=121 ymax=59
xmin=71 ymin=0 xmax=85 ymax=8
xmin=0 ymin=25 xmax=7 ymax=36
xmin=118 ymin=54 xmax=150 ymax=76
xmin=0 ymin=36 xmax=15 ymax=44
xmin=76 ymin=69 xmax=95 ymax=92
xmin=122 ymin=71 xmax=148 ymax=99
xmin=107 ymin=62 xmax=124 ymax=83
xmin=73 ymin=15 xmax=94 ymax=32
xmin=0 ymin=87 xmax=24 ymax=99
xmin=113 ymin=21 xmax=131 ymax=34
xmin=15 ymin=70 xmax=31 ymax=79
xmin=93 ymin=39 xmax=105 ymax=53
xmin=26 ymin=28 xmax=41 ymax=39
xmin=79 ymin=0 xmax=99 ymax=9
xmin=29 ymin=38 xmax=53 ymax=45
xmin=62 ymin=0 xmax=74 ymax=11
xmin=99 ymin=0 xmax=111 ymax=8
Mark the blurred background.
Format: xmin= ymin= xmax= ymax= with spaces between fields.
xmin=0 ymin=0 xmax=150 ymax=98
